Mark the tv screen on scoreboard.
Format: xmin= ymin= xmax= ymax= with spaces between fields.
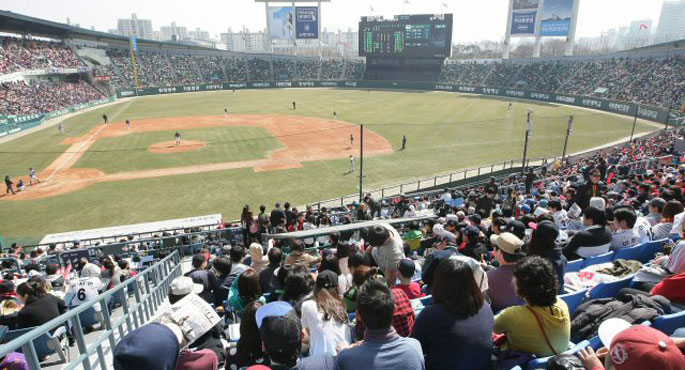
xmin=359 ymin=14 xmax=453 ymax=58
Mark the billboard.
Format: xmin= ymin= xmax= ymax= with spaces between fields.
xmin=268 ymin=6 xmax=295 ymax=41
xmin=511 ymin=11 xmax=537 ymax=35
xmin=359 ymin=14 xmax=453 ymax=58
xmin=513 ymin=0 xmax=540 ymax=10
xmin=540 ymin=0 xmax=574 ymax=36
xmin=296 ymin=7 xmax=318 ymax=39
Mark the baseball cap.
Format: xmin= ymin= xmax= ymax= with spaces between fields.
xmin=590 ymin=197 xmax=606 ymax=211
xmin=462 ymin=226 xmax=480 ymax=240
xmin=81 ymin=263 xmax=102 ymax=278
xmin=518 ymin=204 xmax=531 ymax=214
xmin=449 ymin=255 xmax=489 ymax=292
xmin=256 ymin=301 xmax=294 ymax=329
xmin=113 ymin=323 xmax=180 ymax=370
xmin=506 ymin=220 xmax=526 ymax=240
xmin=397 ymin=258 xmax=416 ymax=278
xmin=599 ymin=319 xmax=685 ymax=370
xmin=169 ymin=276 xmax=203 ymax=296
xmin=489 ymin=232 xmax=523 ymax=255
xmin=538 ymin=199 xmax=549 ymax=208
xmin=316 ymin=270 xmax=339 ymax=290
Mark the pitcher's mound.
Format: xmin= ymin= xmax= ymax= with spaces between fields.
xmin=149 ymin=140 xmax=206 ymax=153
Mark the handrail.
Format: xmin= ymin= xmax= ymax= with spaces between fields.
xmin=0 ymin=250 xmax=182 ymax=370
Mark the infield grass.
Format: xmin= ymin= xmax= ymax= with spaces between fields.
xmin=0 ymin=89 xmax=657 ymax=244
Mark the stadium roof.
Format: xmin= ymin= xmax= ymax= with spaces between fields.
xmin=0 ymin=10 xmax=220 ymax=52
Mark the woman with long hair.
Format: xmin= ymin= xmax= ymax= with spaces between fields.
xmin=411 ymin=258 xmax=493 ymax=370
xmin=300 ymin=271 xmax=351 ymax=356
xmin=225 ymin=300 xmax=270 ymax=369
xmin=228 ymin=268 xmax=263 ymax=315
xmin=16 ymin=276 xmax=67 ymax=330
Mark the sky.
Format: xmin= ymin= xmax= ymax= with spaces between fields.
xmin=1 ymin=0 xmax=667 ymax=43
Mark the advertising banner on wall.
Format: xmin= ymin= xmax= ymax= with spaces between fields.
xmin=296 ymin=7 xmax=319 ymax=39
xmin=513 ymin=0 xmax=540 ymax=10
xmin=540 ymin=0 xmax=574 ymax=36
xmin=268 ymin=6 xmax=295 ymax=41
xmin=511 ymin=11 xmax=537 ymax=35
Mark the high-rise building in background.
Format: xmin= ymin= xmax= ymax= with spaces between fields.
xmin=656 ymin=0 xmax=685 ymax=43
xmin=161 ymin=22 xmax=188 ymax=41
xmin=116 ymin=13 xmax=153 ymax=39
xmin=221 ymin=28 xmax=268 ymax=53
xmin=188 ymin=28 xmax=210 ymax=41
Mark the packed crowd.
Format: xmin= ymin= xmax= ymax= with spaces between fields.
xmin=2 ymin=129 xmax=685 ymax=370
xmin=0 ymin=80 xmax=105 ymax=115
xmin=99 ymin=48 xmax=364 ymax=89
xmin=439 ymin=56 xmax=685 ymax=109
xmin=0 ymin=37 xmax=83 ymax=75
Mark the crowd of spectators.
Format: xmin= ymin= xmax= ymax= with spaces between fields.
xmin=168 ymin=54 xmax=203 ymax=85
xmin=4 ymin=129 xmax=685 ymax=369
xmin=321 ymin=60 xmax=344 ymax=80
xmin=271 ymin=59 xmax=296 ymax=81
xmin=0 ymin=80 xmax=105 ymax=115
xmin=439 ymin=55 xmax=685 ymax=108
xmin=0 ymin=37 xmax=83 ymax=75
xmin=296 ymin=60 xmax=320 ymax=80
xmin=344 ymin=61 xmax=366 ymax=80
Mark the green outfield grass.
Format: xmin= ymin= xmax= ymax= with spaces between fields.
xmin=75 ymin=126 xmax=281 ymax=173
xmin=0 ymin=89 xmax=657 ymax=245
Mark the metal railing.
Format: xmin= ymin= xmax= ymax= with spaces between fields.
xmin=0 ymin=250 xmax=182 ymax=370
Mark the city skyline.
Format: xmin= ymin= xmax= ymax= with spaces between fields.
xmin=0 ymin=0 xmax=671 ymax=44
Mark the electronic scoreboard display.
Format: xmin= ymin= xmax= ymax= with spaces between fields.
xmin=359 ymin=14 xmax=453 ymax=58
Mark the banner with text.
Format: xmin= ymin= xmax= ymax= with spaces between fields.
xmin=511 ymin=11 xmax=537 ymax=36
xmin=540 ymin=0 xmax=574 ymax=36
xmin=296 ymin=7 xmax=319 ymax=39
xmin=268 ymin=6 xmax=295 ymax=41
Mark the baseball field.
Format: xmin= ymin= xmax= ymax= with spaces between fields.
xmin=0 ymin=88 xmax=658 ymax=245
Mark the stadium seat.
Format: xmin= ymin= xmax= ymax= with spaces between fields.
xmin=4 ymin=325 xmax=69 ymax=363
xmin=559 ymin=290 xmax=587 ymax=316
xmin=582 ymin=252 xmax=614 ymax=269
xmin=636 ymin=239 xmax=668 ymax=264
xmin=589 ymin=274 xmax=635 ymax=300
xmin=525 ymin=340 xmax=590 ymax=370
xmin=611 ymin=245 xmax=641 ymax=261
xmin=419 ymin=295 xmax=433 ymax=307
xmin=566 ymin=259 xmax=584 ymax=273
xmin=650 ymin=311 xmax=685 ymax=336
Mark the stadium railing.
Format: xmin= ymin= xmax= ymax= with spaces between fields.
xmin=0 ymin=250 xmax=182 ymax=370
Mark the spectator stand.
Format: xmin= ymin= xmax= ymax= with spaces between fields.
xmin=0 ymin=250 xmax=182 ymax=370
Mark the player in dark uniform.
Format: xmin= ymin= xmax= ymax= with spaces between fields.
xmin=102 ymin=114 xmax=108 ymax=125
xmin=292 ymin=101 xmax=297 ymax=110
xmin=333 ymin=110 xmax=337 ymax=120
xmin=509 ymin=102 xmax=513 ymax=109
xmin=349 ymin=134 xmax=354 ymax=149
xmin=4 ymin=175 xmax=15 ymax=195
xmin=224 ymin=107 xmax=228 ymax=115
xmin=401 ymin=135 xmax=407 ymax=151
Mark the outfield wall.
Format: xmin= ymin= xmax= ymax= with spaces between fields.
xmin=0 ymin=96 xmax=116 ymax=138
xmin=116 ymin=80 xmax=684 ymax=126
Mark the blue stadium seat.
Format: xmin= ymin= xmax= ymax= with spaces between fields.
xmin=650 ymin=311 xmax=685 ymax=336
xmin=566 ymin=259 xmax=584 ymax=273
xmin=419 ymin=295 xmax=433 ymax=307
xmin=636 ymin=239 xmax=668 ymax=264
xmin=5 ymin=326 xmax=68 ymax=363
xmin=589 ymin=274 xmax=635 ymax=300
xmin=611 ymin=245 xmax=641 ymax=261
xmin=559 ymin=290 xmax=586 ymax=316
xmin=583 ymin=252 xmax=614 ymax=269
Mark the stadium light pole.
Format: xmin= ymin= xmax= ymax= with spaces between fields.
xmin=561 ymin=114 xmax=574 ymax=167
xmin=521 ymin=109 xmax=533 ymax=175
xmin=665 ymin=103 xmax=673 ymax=131
xmin=629 ymin=105 xmax=639 ymax=143
xmin=359 ymin=124 xmax=364 ymax=202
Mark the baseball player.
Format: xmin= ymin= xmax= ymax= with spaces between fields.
xmin=29 ymin=168 xmax=40 ymax=185
xmin=102 ymin=114 xmax=108 ymax=125
xmin=401 ymin=135 xmax=407 ymax=151
xmin=174 ymin=131 xmax=182 ymax=145
xmin=125 ymin=119 xmax=131 ymax=129
xmin=349 ymin=155 xmax=356 ymax=174
xmin=58 ymin=123 xmax=65 ymax=135
xmin=349 ymin=134 xmax=354 ymax=149
xmin=333 ymin=110 xmax=337 ymax=120
xmin=224 ymin=107 xmax=229 ymax=116
xmin=4 ymin=175 xmax=15 ymax=195
xmin=292 ymin=101 xmax=297 ymax=110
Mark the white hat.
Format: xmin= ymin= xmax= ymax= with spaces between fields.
xmin=598 ymin=318 xmax=632 ymax=348
xmin=81 ymin=263 xmax=102 ymax=278
xmin=589 ymin=197 xmax=606 ymax=211
xmin=449 ymin=255 xmax=489 ymax=293
xmin=169 ymin=276 xmax=203 ymax=296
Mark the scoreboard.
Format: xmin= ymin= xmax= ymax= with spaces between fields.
xmin=359 ymin=14 xmax=453 ymax=58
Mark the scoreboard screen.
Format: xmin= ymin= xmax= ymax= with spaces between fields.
xmin=359 ymin=14 xmax=453 ymax=58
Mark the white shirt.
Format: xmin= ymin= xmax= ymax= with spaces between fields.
xmin=611 ymin=229 xmax=641 ymax=250
xmin=67 ymin=277 xmax=105 ymax=311
xmin=552 ymin=210 xmax=570 ymax=230
xmin=633 ymin=217 xmax=653 ymax=243
xmin=370 ymin=224 xmax=405 ymax=272
xmin=301 ymin=299 xmax=351 ymax=356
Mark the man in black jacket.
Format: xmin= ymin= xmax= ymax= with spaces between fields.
xmin=184 ymin=254 xmax=218 ymax=304
xmin=574 ymin=169 xmax=604 ymax=210
xmin=270 ymin=203 xmax=286 ymax=228
xmin=563 ymin=206 xmax=612 ymax=260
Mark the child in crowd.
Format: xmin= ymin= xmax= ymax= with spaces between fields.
xmin=396 ymin=258 xmax=425 ymax=300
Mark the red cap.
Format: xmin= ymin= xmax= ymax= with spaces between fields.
xmin=245 ymin=366 xmax=271 ymax=370
xmin=610 ymin=325 xmax=685 ymax=370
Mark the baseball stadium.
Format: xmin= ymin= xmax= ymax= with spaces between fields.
xmin=0 ymin=1 xmax=684 ymax=370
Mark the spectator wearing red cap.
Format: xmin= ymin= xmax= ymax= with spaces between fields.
xmin=578 ymin=318 xmax=685 ymax=370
